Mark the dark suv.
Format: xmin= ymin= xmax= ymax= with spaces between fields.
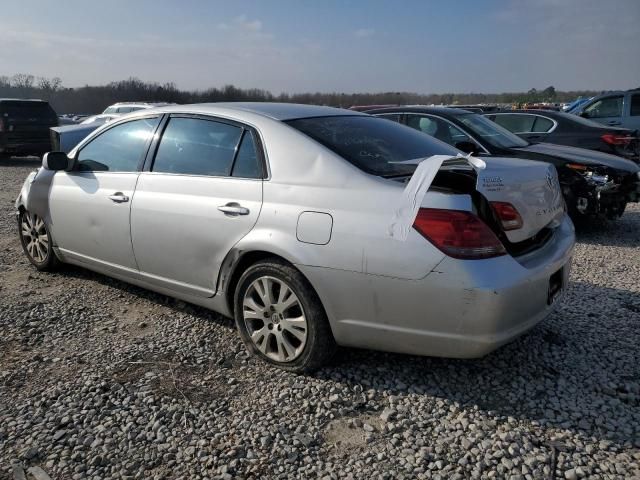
xmin=0 ymin=99 xmax=58 ymax=158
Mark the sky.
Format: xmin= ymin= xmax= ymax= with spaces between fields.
xmin=1 ymin=0 xmax=639 ymax=94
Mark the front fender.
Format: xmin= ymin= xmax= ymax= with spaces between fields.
xmin=14 ymin=167 xmax=56 ymax=226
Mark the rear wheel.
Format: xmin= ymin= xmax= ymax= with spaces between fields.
xmin=234 ymin=259 xmax=336 ymax=372
xmin=18 ymin=210 xmax=61 ymax=271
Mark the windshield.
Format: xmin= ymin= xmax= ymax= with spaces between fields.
xmin=286 ymin=115 xmax=460 ymax=176
xmin=458 ymin=113 xmax=529 ymax=149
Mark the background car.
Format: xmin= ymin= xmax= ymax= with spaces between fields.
xmin=563 ymin=97 xmax=592 ymax=112
xmin=102 ymin=101 xmax=175 ymax=114
xmin=366 ymin=106 xmax=640 ymax=219
xmin=16 ymin=103 xmax=573 ymax=372
xmin=50 ymin=106 xmax=173 ymax=153
xmin=568 ymin=89 xmax=640 ymax=130
xmin=0 ymin=98 xmax=58 ymax=158
xmin=486 ymin=109 xmax=639 ymax=162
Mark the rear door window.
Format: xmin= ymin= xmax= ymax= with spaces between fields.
xmin=492 ymin=114 xmax=536 ymax=133
xmin=152 ymin=117 xmax=243 ymax=176
xmin=76 ymin=117 xmax=159 ymax=172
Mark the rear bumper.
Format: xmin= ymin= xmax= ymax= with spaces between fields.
xmin=300 ymin=215 xmax=575 ymax=358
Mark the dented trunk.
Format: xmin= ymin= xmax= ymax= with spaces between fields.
xmin=474 ymin=157 xmax=565 ymax=244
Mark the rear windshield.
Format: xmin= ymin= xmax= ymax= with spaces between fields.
xmin=286 ymin=115 xmax=460 ymax=176
xmin=458 ymin=113 xmax=529 ymax=149
xmin=0 ymin=101 xmax=56 ymax=120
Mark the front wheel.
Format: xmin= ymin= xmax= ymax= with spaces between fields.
xmin=234 ymin=259 xmax=336 ymax=372
xmin=18 ymin=210 xmax=61 ymax=271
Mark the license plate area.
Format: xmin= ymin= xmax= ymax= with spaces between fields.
xmin=547 ymin=267 xmax=564 ymax=305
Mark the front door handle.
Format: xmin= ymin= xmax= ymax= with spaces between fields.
xmin=108 ymin=192 xmax=130 ymax=203
xmin=218 ymin=203 xmax=250 ymax=216
xmin=607 ymin=120 xmax=621 ymax=126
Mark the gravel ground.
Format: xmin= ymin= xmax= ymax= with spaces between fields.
xmin=1 ymin=157 xmax=639 ymax=480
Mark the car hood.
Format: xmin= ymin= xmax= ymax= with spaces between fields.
xmin=516 ymin=143 xmax=639 ymax=173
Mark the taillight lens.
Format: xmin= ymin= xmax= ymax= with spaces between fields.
xmin=490 ymin=201 xmax=523 ymax=231
xmin=601 ymin=133 xmax=633 ymax=145
xmin=413 ymin=208 xmax=506 ymax=260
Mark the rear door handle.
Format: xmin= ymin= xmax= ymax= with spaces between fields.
xmin=108 ymin=192 xmax=130 ymax=203
xmin=218 ymin=203 xmax=250 ymax=216
xmin=607 ymin=120 xmax=622 ymax=126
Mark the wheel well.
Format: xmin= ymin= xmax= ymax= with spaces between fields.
xmin=225 ymin=251 xmax=290 ymax=316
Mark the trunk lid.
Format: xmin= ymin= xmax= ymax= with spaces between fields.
xmin=474 ymin=157 xmax=565 ymax=243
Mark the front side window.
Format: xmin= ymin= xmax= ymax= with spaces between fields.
xmin=103 ymin=106 xmax=117 ymax=114
xmin=286 ymin=115 xmax=459 ymax=177
xmin=152 ymin=117 xmax=243 ymax=176
xmin=584 ymin=96 xmax=623 ymax=118
xmin=492 ymin=114 xmax=536 ymax=133
xmin=76 ymin=117 xmax=158 ymax=172
xmin=458 ymin=114 xmax=529 ymax=149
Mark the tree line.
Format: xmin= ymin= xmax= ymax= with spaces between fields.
xmin=0 ymin=74 xmax=612 ymax=114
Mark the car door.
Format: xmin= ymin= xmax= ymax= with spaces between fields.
xmin=628 ymin=93 xmax=640 ymax=131
xmin=130 ymin=115 xmax=264 ymax=297
xmin=582 ymin=95 xmax=624 ymax=127
xmin=49 ymin=116 xmax=160 ymax=270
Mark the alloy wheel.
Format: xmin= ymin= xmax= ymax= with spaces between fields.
xmin=242 ymin=276 xmax=308 ymax=363
xmin=20 ymin=212 xmax=50 ymax=264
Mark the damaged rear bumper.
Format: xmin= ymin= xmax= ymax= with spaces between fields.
xmin=299 ymin=215 xmax=575 ymax=359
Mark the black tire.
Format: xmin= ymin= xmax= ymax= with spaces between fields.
xmin=18 ymin=209 xmax=62 ymax=272
xmin=234 ymin=258 xmax=336 ymax=372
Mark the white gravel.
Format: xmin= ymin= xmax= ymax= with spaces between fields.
xmin=1 ymin=157 xmax=639 ymax=479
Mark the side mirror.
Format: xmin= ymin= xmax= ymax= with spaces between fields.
xmin=42 ymin=151 xmax=70 ymax=171
xmin=579 ymin=111 xmax=589 ymax=118
xmin=455 ymin=141 xmax=479 ymax=155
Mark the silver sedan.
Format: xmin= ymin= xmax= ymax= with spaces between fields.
xmin=16 ymin=103 xmax=574 ymax=371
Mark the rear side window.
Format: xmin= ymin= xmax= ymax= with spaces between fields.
xmin=492 ymin=114 xmax=535 ymax=133
xmin=152 ymin=117 xmax=243 ymax=176
xmin=532 ymin=116 xmax=555 ymax=132
xmin=631 ymin=94 xmax=640 ymax=116
xmin=286 ymin=115 xmax=459 ymax=177
xmin=231 ymin=131 xmax=262 ymax=178
xmin=76 ymin=117 xmax=158 ymax=172
xmin=584 ymin=96 xmax=623 ymax=118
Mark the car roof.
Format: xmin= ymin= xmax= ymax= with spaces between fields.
xmin=147 ymin=102 xmax=365 ymax=121
xmin=364 ymin=105 xmax=475 ymax=116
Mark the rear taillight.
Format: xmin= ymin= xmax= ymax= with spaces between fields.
xmin=490 ymin=201 xmax=523 ymax=231
xmin=413 ymin=208 xmax=506 ymax=260
xmin=601 ymin=133 xmax=633 ymax=145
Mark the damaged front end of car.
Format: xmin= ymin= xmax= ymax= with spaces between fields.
xmin=561 ymin=163 xmax=640 ymax=219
